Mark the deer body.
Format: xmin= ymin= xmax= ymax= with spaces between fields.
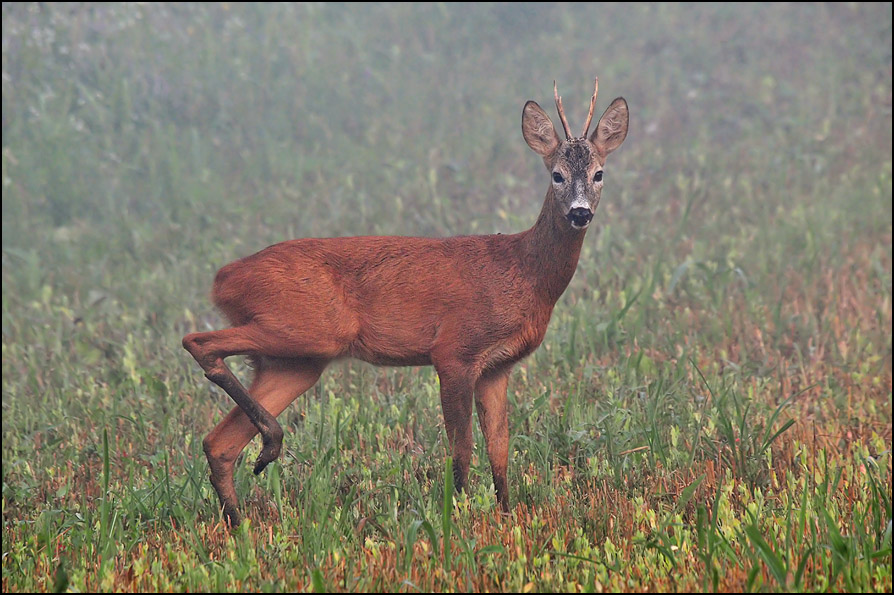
xmin=183 ymin=81 xmax=628 ymax=527
xmin=214 ymin=225 xmax=574 ymax=368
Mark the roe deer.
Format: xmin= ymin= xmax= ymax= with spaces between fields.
xmin=182 ymin=79 xmax=629 ymax=527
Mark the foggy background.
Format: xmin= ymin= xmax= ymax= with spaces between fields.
xmin=4 ymin=3 xmax=890 ymax=247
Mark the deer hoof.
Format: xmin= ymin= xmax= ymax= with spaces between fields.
xmin=223 ymin=504 xmax=242 ymax=529
xmin=253 ymin=443 xmax=281 ymax=475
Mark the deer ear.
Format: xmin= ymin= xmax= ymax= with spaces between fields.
xmin=590 ymin=97 xmax=628 ymax=157
xmin=522 ymin=101 xmax=561 ymax=157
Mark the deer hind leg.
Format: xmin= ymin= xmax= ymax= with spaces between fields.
xmin=202 ymin=357 xmax=326 ymax=526
xmin=183 ymin=324 xmax=326 ymax=474
xmin=183 ymin=325 xmax=303 ymax=475
xmin=475 ymin=367 xmax=511 ymax=513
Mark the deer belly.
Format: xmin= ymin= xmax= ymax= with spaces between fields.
xmin=348 ymin=318 xmax=437 ymax=367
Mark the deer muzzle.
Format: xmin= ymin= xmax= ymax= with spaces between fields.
xmin=567 ymin=207 xmax=594 ymax=229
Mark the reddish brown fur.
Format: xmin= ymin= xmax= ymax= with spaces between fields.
xmin=183 ymin=82 xmax=629 ymax=527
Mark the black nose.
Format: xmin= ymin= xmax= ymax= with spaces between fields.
xmin=567 ymin=207 xmax=593 ymax=228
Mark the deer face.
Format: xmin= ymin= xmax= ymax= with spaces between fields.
xmin=549 ymin=139 xmax=604 ymax=229
xmin=522 ymin=82 xmax=628 ymax=230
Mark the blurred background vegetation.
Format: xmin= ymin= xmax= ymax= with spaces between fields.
xmin=2 ymin=3 xmax=891 ymax=297
xmin=2 ymin=3 xmax=891 ymax=592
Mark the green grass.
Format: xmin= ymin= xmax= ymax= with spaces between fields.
xmin=2 ymin=2 xmax=891 ymax=592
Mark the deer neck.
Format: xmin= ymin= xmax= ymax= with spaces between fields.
xmin=520 ymin=187 xmax=587 ymax=305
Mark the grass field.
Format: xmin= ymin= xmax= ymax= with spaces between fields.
xmin=2 ymin=3 xmax=891 ymax=592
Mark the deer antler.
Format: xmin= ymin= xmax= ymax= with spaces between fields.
xmin=553 ymin=81 xmax=573 ymax=140
xmin=581 ymin=77 xmax=599 ymax=138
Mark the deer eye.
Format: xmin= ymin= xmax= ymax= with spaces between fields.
xmin=552 ymin=172 xmax=565 ymax=184
xmin=593 ymin=171 xmax=603 ymax=183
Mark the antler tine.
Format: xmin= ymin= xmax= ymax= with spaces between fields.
xmin=581 ymin=77 xmax=599 ymax=138
xmin=553 ymin=81 xmax=573 ymax=140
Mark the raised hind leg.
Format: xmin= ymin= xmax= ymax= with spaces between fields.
xmin=183 ymin=326 xmax=289 ymax=474
xmin=202 ymin=356 xmax=326 ymax=526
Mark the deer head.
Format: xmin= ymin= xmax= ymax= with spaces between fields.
xmin=521 ymin=79 xmax=629 ymax=229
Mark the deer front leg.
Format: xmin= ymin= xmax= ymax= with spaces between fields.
xmin=434 ymin=361 xmax=476 ymax=495
xmin=475 ymin=367 xmax=511 ymax=513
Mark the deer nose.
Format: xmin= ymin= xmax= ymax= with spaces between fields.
xmin=567 ymin=207 xmax=594 ymax=228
